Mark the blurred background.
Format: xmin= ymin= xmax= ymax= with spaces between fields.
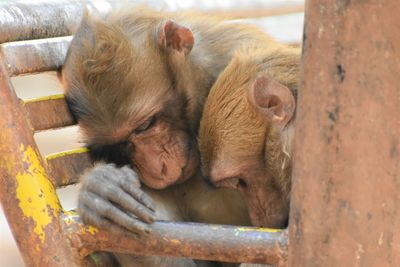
xmin=0 ymin=0 xmax=304 ymax=266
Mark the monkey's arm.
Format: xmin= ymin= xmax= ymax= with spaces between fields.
xmin=78 ymin=163 xmax=156 ymax=235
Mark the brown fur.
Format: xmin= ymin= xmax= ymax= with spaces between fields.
xmin=199 ymin=45 xmax=300 ymax=227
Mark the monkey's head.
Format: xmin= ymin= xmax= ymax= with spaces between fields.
xmin=62 ymin=10 xmax=198 ymax=189
xmin=199 ymin=48 xmax=299 ymax=228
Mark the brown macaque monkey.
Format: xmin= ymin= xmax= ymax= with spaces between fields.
xmin=199 ymin=45 xmax=300 ymax=229
xmin=62 ymin=6 xmax=280 ymax=267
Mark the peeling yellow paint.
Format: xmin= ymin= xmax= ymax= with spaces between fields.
xmin=15 ymin=145 xmax=61 ymax=244
xmin=74 ymin=221 xmax=100 ymax=236
xmin=62 ymin=210 xmax=77 ymax=225
xmin=45 ymin=147 xmax=89 ymax=162
xmin=86 ymin=225 xmax=99 ymax=235
xmin=63 ymin=210 xmax=99 ymax=235
xmin=237 ymin=227 xmax=282 ymax=233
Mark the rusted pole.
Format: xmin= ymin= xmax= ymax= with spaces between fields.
xmin=0 ymin=60 xmax=82 ymax=266
xmin=289 ymin=1 xmax=400 ymax=266
xmin=63 ymin=213 xmax=288 ymax=265
xmin=0 ymin=0 xmax=302 ymax=44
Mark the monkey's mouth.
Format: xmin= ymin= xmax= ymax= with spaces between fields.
xmin=141 ymin=144 xmax=199 ymax=189
xmin=245 ymin=193 xmax=289 ymax=229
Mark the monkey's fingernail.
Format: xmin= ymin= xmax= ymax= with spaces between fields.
xmin=145 ymin=214 xmax=155 ymax=224
xmin=144 ymin=226 xmax=152 ymax=234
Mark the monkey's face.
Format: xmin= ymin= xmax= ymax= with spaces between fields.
xmin=126 ymin=108 xmax=200 ymax=189
xmin=199 ymin=66 xmax=295 ymax=228
xmin=81 ymin=90 xmax=200 ymax=190
xmin=199 ymin=93 xmax=290 ymax=228
xmin=62 ymin=16 xmax=201 ymax=189
xmin=201 ymin=145 xmax=289 ymax=229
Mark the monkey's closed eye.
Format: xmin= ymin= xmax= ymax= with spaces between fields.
xmin=134 ymin=116 xmax=156 ymax=134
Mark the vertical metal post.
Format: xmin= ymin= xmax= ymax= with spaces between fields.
xmin=289 ymin=1 xmax=400 ymax=266
xmin=0 ymin=60 xmax=82 ymax=266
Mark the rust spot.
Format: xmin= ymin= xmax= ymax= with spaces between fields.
xmin=390 ymin=141 xmax=398 ymax=158
xmin=323 ymin=176 xmax=335 ymax=203
xmin=328 ymin=107 xmax=339 ymax=122
xmin=323 ymin=233 xmax=331 ymax=244
xmin=336 ymin=64 xmax=346 ymax=82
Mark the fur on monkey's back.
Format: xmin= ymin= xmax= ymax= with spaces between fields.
xmin=106 ymin=6 xmax=275 ymax=47
xmin=103 ymin=6 xmax=279 ymax=77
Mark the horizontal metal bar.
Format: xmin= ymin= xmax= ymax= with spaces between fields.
xmin=207 ymin=3 xmax=303 ymax=19
xmin=46 ymin=148 xmax=92 ymax=187
xmin=1 ymin=36 xmax=71 ymax=76
xmin=0 ymin=11 xmax=303 ymax=76
xmin=0 ymin=0 xmax=84 ymax=43
xmin=0 ymin=0 xmax=303 ymax=44
xmin=22 ymin=94 xmax=76 ymax=131
xmin=62 ymin=212 xmax=288 ymax=265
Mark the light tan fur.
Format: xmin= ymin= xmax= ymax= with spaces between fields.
xmin=199 ymin=44 xmax=300 ymax=226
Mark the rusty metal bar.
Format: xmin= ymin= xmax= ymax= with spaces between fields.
xmin=0 ymin=57 xmax=82 ymax=266
xmin=1 ymin=12 xmax=301 ymax=77
xmin=63 ymin=213 xmax=288 ymax=265
xmin=202 ymin=4 xmax=303 ymax=19
xmin=0 ymin=0 xmax=84 ymax=43
xmin=289 ymin=1 xmax=400 ymax=266
xmin=46 ymin=149 xmax=92 ymax=188
xmin=0 ymin=0 xmax=303 ymax=44
xmin=1 ymin=37 xmax=71 ymax=76
xmin=22 ymin=95 xmax=75 ymax=131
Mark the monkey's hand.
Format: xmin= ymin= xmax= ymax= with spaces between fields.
xmin=78 ymin=163 xmax=156 ymax=235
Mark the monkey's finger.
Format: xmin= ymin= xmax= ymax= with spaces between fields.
xmin=119 ymin=165 xmax=141 ymax=187
xmin=90 ymin=178 xmax=156 ymax=223
xmin=123 ymin=182 xmax=156 ymax=212
xmin=81 ymin=192 xmax=152 ymax=234
xmin=108 ymin=167 xmax=156 ymax=211
xmin=81 ymin=164 xmax=155 ymax=222
xmin=78 ymin=203 xmax=139 ymax=239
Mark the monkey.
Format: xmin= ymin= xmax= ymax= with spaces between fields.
xmin=198 ymin=44 xmax=300 ymax=229
xmin=62 ymin=7 xmax=283 ymax=266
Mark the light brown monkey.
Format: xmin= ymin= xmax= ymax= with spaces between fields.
xmin=62 ymin=6 xmax=282 ymax=266
xmin=199 ymin=45 xmax=300 ymax=229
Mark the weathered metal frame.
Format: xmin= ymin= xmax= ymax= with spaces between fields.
xmin=0 ymin=1 xmax=290 ymax=266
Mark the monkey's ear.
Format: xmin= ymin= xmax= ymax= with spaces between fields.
xmin=248 ymin=74 xmax=296 ymax=129
xmin=159 ymin=20 xmax=194 ymax=55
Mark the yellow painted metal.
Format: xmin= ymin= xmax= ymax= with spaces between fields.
xmin=45 ymin=147 xmax=89 ymax=162
xmin=63 ymin=210 xmax=99 ymax=236
xmin=23 ymin=93 xmax=65 ymax=104
xmin=236 ymin=227 xmax=282 ymax=233
xmin=15 ymin=144 xmax=61 ymax=245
